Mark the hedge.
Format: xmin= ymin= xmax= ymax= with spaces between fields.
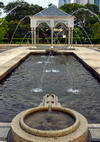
xmin=0 ymin=37 xmax=100 ymax=44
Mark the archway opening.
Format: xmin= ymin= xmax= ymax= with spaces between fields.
xmin=54 ymin=22 xmax=68 ymax=45
xmin=37 ymin=22 xmax=50 ymax=44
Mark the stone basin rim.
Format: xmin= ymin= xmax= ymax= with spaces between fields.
xmin=20 ymin=106 xmax=80 ymax=137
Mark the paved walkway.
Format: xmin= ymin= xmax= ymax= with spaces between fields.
xmin=0 ymin=46 xmax=30 ymax=66
xmin=74 ymin=47 xmax=100 ymax=79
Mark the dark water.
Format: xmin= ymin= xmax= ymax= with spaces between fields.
xmin=0 ymin=55 xmax=100 ymax=123
xmin=24 ymin=110 xmax=75 ymax=130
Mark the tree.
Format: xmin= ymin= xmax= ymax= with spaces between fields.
xmin=3 ymin=0 xmax=44 ymax=41
xmin=60 ymin=3 xmax=87 ymax=28
xmin=48 ymin=3 xmax=57 ymax=8
xmin=0 ymin=18 xmax=9 ymax=40
xmin=0 ymin=2 xmax=4 ymax=16
xmin=60 ymin=3 xmax=100 ymax=30
xmin=85 ymin=4 xmax=99 ymax=15
xmin=73 ymin=27 xmax=84 ymax=37
xmin=6 ymin=20 xmax=30 ymax=43
xmin=4 ymin=0 xmax=44 ymax=22
xmin=60 ymin=3 xmax=84 ymax=15
xmin=90 ymin=22 xmax=100 ymax=38
xmin=81 ymin=4 xmax=100 ymax=28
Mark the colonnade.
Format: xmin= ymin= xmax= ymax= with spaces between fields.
xmin=31 ymin=26 xmax=73 ymax=48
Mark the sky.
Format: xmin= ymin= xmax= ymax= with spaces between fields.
xmin=2 ymin=0 xmax=74 ymax=8
xmin=2 ymin=0 xmax=58 ymax=8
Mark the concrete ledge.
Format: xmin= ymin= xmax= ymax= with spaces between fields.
xmin=0 ymin=123 xmax=11 ymax=142
xmin=0 ymin=123 xmax=100 ymax=142
xmin=89 ymin=124 xmax=100 ymax=142
xmin=0 ymin=44 xmax=100 ymax=47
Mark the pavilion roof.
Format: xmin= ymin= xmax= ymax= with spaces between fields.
xmin=33 ymin=5 xmax=71 ymax=17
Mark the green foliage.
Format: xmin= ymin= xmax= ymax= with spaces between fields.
xmin=85 ymin=4 xmax=99 ymax=15
xmin=73 ymin=37 xmax=100 ymax=44
xmin=82 ymin=4 xmax=100 ymax=28
xmin=7 ymin=20 xmax=31 ymax=43
xmin=0 ymin=2 xmax=4 ymax=8
xmin=0 ymin=2 xmax=4 ymax=15
xmin=60 ymin=3 xmax=91 ymax=28
xmin=73 ymin=28 xmax=84 ymax=37
xmin=0 ymin=19 xmax=9 ymax=39
xmin=90 ymin=22 xmax=100 ymax=38
xmin=60 ymin=3 xmax=84 ymax=15
xmin=73 ymin=37 xmax=85 ymax=44
xmin=48 ymin=3 xmax=56 ymax=7
xmin=4 ymin=0 xmax=44 ymax=22
xmin=0 ymin=1 xmax=99 ymax=44
xmin=60 ymin=3 xmax=100 ymax=30
xmin=90 ymin=38 xmax=100 ymax=44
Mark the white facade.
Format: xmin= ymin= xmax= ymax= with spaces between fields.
xmin=94 ymin=0 xmax=100 ymax=8
xmin=58 ymin=0 xmax=71 ymax=7
xmin=73 ymin=0 xmax=100 ymax=8
xmin=66 ymin=0 xmax=71 ymax=4
xmin=88 ymin=0 xmax=94 ymax=4
xmin=74 ymin=0 xmax=87 ymax=4
xmin=58 ymin=0 xmax=63 ymax=7
xmin=74 ymin=0 xmax=94 ymax=5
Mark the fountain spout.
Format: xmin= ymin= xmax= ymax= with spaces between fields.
xmin=46 ymin=95 xmax=54 ymax=113
xmin=39 ymin=94 xmax=62 ymax=107
xmin=48 ymin=101 xmax=52 ymax=113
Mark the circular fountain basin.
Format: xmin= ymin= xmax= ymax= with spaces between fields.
xmin=20 ymin=107 xmax=79 ymax=137
xmin=11 ymin=107 xmax=88 ymax=142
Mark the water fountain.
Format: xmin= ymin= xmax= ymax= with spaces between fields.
xmin=45 ymin=47 xmax=58 ymax=55
xmin=71 ymin=8 xmax=100 ymax=46
xmin=11 ymin=94 xmax=88 ymax=142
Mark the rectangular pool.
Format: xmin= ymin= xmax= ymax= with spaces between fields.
xmin=0 ymin=54 xmax=100 ymax=123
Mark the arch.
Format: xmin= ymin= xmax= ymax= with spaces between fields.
xmin=54 ymin=21 xmax=68 ymax=28
xmin=54 ymin=22 xmax=68 ymax=44
xmin=37 ymin=22 xmax=50 ymax=44
xmin=37 ymin=21 xmax=50 ymax=28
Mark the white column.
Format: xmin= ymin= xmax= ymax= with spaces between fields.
xmin=68 ymin=27 xmax=71 ymax=47
xmin=33 ymin=27 xmax=36 ymax=48
xmin=37 ymin=27 xmax=39 ymax=44
xmin=71 ymin=28 xmax=73 ymax=46
xmin=31 ymin=27 xmax=36 ymax=49
xmin=65 ymin=27 xmax=68 ymax=45
xmin=31 ymin=28 xmax=33 ymax=47
xmin=51 ymin=27 xmax=54 ymax=48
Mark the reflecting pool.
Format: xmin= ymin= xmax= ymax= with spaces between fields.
xmin=0 ymin=55 xmax=100 ymax=123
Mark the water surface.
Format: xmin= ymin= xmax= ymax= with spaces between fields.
xmin=24 ymin=110 xmax=75 ymax=130
xmin=0 ymin=55 xmax=100 ymax=123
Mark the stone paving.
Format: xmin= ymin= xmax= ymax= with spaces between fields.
xmin=0 ymin=45 xmax=100 ymax=141
xmin=73 ymin=47 xmax=100 ymax=80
